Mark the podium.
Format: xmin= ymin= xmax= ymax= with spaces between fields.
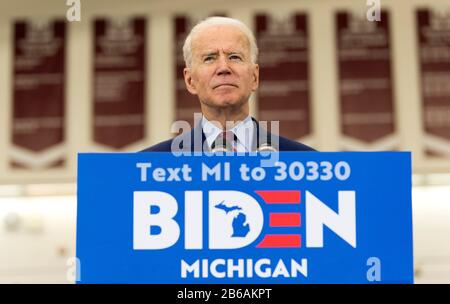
xmin=76 ymin=152 xmax=413 ymax=283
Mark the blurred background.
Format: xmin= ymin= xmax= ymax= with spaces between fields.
xmin=0 ymin=0 xmax=449 ymax=283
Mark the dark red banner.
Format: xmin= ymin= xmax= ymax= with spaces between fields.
xmin=417 ymin=9 xmax=450 ymax=157
xmin=12 ymin=19 xmax=66 ymax=169
xmin=255 ymin=13 xmax=311 ymax=140
xmin=93 ymin=18 xmax=146 ymax=149
xmin=336 ymin=11 xmax=397 ymax=150
xmin=174 ymin=16 xmax=202 ymax=127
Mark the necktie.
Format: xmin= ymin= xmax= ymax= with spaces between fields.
xmin=211 ymin=131 xmax=237 ymax=152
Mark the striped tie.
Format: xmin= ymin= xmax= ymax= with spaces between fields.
xmin=211 ymin=131 xmax=237 ymax=152
xmin=222 ymin=131 xmax=237 ymax=152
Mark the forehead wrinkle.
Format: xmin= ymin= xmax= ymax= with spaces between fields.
xmin=191 ymin=26 xmax=251 ymax=56
xmin=201 ymin=49 xmax=244 ymax=56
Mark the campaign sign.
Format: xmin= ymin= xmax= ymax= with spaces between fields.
xmin=76 ymin=152 xmax=413 ymax=283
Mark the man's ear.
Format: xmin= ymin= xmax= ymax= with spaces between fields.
xmin=184 ymin=68 xmax=197 ymax=95
xmin=251 ymin=64 xmax=259 ymax=92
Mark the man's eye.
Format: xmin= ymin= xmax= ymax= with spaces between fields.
xmin=204 ymin=56 xmax=214 ymax=63
xmin=229 ymin=55 xmax=242 ymax=61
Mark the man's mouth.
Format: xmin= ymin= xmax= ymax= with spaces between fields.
xmin=213 ymin=83 xmax=238 ymax=89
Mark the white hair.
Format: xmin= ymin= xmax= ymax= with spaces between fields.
xmin=182 ymin=16 xmax=258 ymax=69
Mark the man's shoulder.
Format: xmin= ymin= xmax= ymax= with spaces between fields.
xmin=140 ymin=129 xmax=316 ymax=152
xmin=277 ymin=135 xmax=316 ymax=152
xmin=140 ymin=128 xmax=196 ymax=152
xmin=140 ymin=139 xmax=174 ymax=152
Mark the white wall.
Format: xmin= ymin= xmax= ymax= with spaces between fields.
xmin=413 ymin=185 xmax=450 ymax=283
xmin=0 ymin=194 xmax=76 ymax=283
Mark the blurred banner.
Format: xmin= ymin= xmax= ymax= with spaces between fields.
xmin=11 ymin=19 xmax=66 ymax=169
xmin=417 ymin=8 xmax=450 ymax=157
xmin=255 ymin=13 xmax=312 ymax=141
xmin=93 ymin=17 xmax=146 ymax=149
xmin=336 ymin=11 xmax=397 ymax=151
xmin=174 ymin=16 xmax=200 ymax=127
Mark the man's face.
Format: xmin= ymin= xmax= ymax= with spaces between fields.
xmin=184 ymin=25 xmax=259 ymax=111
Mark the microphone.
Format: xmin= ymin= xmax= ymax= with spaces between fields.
xmin=254 ymin=119 xmax=278 ymax=152
xmin=211 ymin=133 xmax=234 ymax=153
xmin=257 ymin=142 xmax=278 ymax=152
xmin=211 ymin=144 xmax=230 ymax=153
xmin=257 ymin=136 xmax=278 ymax=152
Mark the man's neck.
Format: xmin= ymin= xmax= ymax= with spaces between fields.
xmin=201 ymin=104 xmax=249 ymax=130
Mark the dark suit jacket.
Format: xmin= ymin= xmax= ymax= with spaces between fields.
xmin=141 ymin=118 xmax=316 ymax=152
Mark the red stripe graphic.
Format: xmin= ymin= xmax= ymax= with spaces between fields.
xmin=256 ymin=234 xmax=301 ymax=248
xmin=255 ymin=190 xmax=300 ymax=204
xmin=269 ymin=213 xmax=301 ymax=227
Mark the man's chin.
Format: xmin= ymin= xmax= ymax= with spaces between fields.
xmin=201 ymin=97 xmax=248 ymax=111
xmin=210 ymin=98 xmax=242 ymax=108
xmin=217 ymin=99 xmax=237 ymax=105
xmin=214 ymin=100 xmax=244 ymax=109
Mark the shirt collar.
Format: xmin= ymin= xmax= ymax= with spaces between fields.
xmin=201 ymin=115 xmax=255 ymax=151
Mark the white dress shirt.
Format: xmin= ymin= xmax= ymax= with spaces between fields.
xmin=201 ymin=115 xmax=255 ymax=152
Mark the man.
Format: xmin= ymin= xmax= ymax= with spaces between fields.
xmin=142 ymin=16 xmax=315 ymax=153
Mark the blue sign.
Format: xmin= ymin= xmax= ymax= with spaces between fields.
xmin=76 ymin=152 xmax=413 ymax=283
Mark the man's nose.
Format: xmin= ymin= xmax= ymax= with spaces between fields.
xmin=216 ymin=55 xmax=231 ymax=75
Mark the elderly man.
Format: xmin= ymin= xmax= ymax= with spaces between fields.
xmin=143 ymin=16 xmax=315 ymax=152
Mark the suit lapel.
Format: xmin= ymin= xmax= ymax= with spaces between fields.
xmin=190 ymin=122 xmax=207 ymax=152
